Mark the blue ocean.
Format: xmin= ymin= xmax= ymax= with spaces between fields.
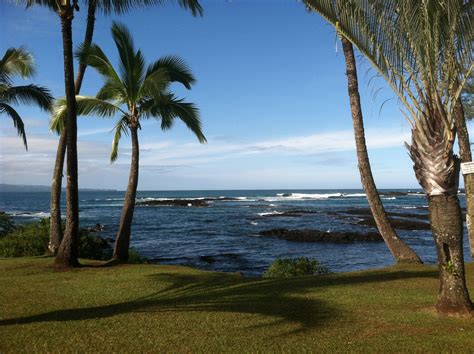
xmin=1 ymin=189 xmax=470 ymax=276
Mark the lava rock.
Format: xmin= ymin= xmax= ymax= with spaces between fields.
xmin=259 ymin=228 xmax=383 ymax=243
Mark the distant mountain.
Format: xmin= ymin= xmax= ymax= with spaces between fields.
xmin=0 ymin=184 xmax=116 ymax=192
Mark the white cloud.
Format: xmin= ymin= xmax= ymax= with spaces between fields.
xmin=0 ymin=127 xmax=410 ymax=188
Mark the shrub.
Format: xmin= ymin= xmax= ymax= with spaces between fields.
xmin=263 ymin=257 xmax=330 ymax=278
xmin=0 ymin=212 xmax=16 ymax=238
xmin=0 ymin=218 xmax=49 ymax=257
xmin=127 ymin=248 xmax=150 ymax=264
xmin=0 ymin=218 xmax=112 ymax=260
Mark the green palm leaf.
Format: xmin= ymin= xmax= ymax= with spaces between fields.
xmin=0 ymin=103 xmax=27 ymax=149
xmin=146 ymin=56 xmax=196 ymax=89
xmin=110 ymin=116 xmax=130 ymax=162
xmin=0 ymin=47 xmax=35 ymax=85
xmin=148 ymin=93 xmax=206 ymax=143
xmin=2 ymin=85 xmax=53 ymax=111
xmin=51 ymin=95 xmax=125 ymax=133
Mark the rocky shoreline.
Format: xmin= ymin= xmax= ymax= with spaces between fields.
xmin=259 ymin=228 xmax=383 ymax=243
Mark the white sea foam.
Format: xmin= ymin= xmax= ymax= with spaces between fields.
xmin=382 ymin=197 xmax=396 ymax=200
xmin=257 ymin=211 xmax=285 ymax=217
xmin=12 ymin=211 xmax=50 ymax=218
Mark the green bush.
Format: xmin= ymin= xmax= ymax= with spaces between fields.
xmin=0 ymin=211 xmax=16 ymax=238
xmin=0 ymin=218 xmax=49 ymax=257
xmin=0 ymin=218 xmax=112 ymax=260
xmin=127 ymin=248 xmax=150 ymax=264
xmin=263 ymin=257 xmax=330 ymax=278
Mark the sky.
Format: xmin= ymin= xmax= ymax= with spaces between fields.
xmin=1 ymin=0 xmax=471 ymax=191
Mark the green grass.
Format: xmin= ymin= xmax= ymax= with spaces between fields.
xmin=1 ymin=257 xmax=473 ymax=352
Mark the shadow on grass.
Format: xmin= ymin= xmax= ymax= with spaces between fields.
xmin=0 ymin=266 xmax=438 ymax=334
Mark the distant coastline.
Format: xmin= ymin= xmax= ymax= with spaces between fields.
xmin=0 ymin=184 xmax=117 ymax=193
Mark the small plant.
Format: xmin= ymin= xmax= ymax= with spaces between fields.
xmin=443 ymin=260 xmax=459 ymax=276
xmin=127 ymin=248 xmax=150 ymax=264
xmin=263 ymin=257 xmax=330 ymax=278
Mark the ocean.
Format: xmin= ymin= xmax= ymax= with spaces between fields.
xmin=1 ymin=189 xmax=470 ymax=276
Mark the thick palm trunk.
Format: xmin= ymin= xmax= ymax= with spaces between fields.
xmin=341 ymin=37 xmax=421 ymax=263
xmin=55 ymin=7 xmax=80 ymax=267
xmin=407 ymin=107 xmax=472 ymax=315
xmin=453 ymin=100 xmax=474 ymax=257
xmin=113 ymin=127 xmax=139 ymax=263
xmin=428 ymin=194 xmax=472 ymax=314
xmin=49 ymin=0 xmax=97 ymax=254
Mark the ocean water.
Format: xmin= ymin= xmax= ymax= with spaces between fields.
xmin=1 ymin=189 xmax=471 ymax=276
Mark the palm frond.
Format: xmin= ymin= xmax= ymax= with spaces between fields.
xmin=0 ymin=103 xmax=27 ymax=149
xmin=75 ymin=43 xmax=122 ymax=85
xmin=111 ymin=21 xmax=145 ymax=100
xmin=147 ymin=93 xmax=206 ymax=143
xmin=0 ymin=47 xmax=35 ymax=84
xmin=146 ymin=56 xmax=196 ymax=89
xmin=93 ymin=0 xmax=202 ymax=16
xmin=2 ymin=84 xmax=53 ymax=111
xmin=50 ymin=95 xmax=125 ymax=133
xmin=110 ymin=116 xmax=130 ymax=163
xmin=138 ymin=68 xmax=170 ymax=101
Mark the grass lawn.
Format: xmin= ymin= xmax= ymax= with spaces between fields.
xmin=1 ymin=257 xmax=474 ymax=352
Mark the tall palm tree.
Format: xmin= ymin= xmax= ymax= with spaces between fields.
xmin=16 ymin=0 xmax=82 ymax=266
xmin=0 ymin=47 xmax=52 ymax=149
xmin=340 ymin=37 xmax=421 ymax=264
xmin=47 ymin=0 xmax=203 ymax=255
xmin=51 ymin=22 xmax=206 ymax=263
xmin=304 ymin=0 xmax=473 ymax=315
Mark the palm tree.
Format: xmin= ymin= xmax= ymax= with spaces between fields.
xmin=51 ymin=21 xmax=206 ymax=263
xmin=47 ymin=0 xmax=203 ymax=255
xmin=0 ymin=47 xmax=52 ymax=149
xmin=16 ymin=0 xmax=82 ymax=266
xmin=340 ymin=37 xmax=421 ymax=264
xmin=304 ymin=0 xmax=473 ymax=315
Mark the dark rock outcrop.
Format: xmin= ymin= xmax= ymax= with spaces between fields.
xmin=356 ymin=217 xmax=431 ymax=230
xmin=259 ymin=228 xmax=383 ymax=243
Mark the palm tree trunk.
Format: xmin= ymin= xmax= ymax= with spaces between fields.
xmin=428 ymin=194 xmax=472 ymax=314
xmin=49 ymin=130 xmax=66 ymax=254
xmin=49 ymin=0 xmax=97 ymax=254
xmin=407 ymin=105 xmax=472 ymax=315
xmin=453 ymin=100 xmax=474 ymax=257
xmin=113 ymin=126 xmax=139 ymax=263
xmin=341 ymin=37 xmax=421 ymax=263
xmin=55 ymin=6 xmax=80 ymax=267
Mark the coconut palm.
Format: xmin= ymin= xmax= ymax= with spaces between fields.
xmin=45 ymin=0 xmax=203 ymax=256
xmin=304 ymin=0 xmax=473 ymax=315
xmin=51 ymin=21 xmax=206 ymax=263
xmin=340 ymin=37 xmax=421 ymax=264
xmin=0 ymin=47 xmax=52 ymax=149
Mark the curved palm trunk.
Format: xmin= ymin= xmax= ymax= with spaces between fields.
xmin=49 ymin=0 xmax=97 ymax=254
xmin=453 ymin=100 xmax=474 ymax=257
xmin=407 ymin=109 xmax=472 ymax=315
xmin=55 ymin=7 xmax=80 ymax=267
xmin=113 ymin=126 xmax=139 ymax=263
xmin=341 ymin=38 xmax=421 ymax=263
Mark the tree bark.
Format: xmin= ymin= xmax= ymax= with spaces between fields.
xmin=428 ymin=194 xmax=472 ymax=314
xmin=55 ymin=7 xmax=80 ymax=267
xmin=49 ymin=0 xmax=97 ymax=254
xmin=341 ymin=37 xmax=421 ymax=263
xmin=48 ymin=131 xmax=66 ymax=254
xmin=453 ymin=100 xmax=474 ymax=257
xmin=113 ymin=126 xmax=139 ymax=263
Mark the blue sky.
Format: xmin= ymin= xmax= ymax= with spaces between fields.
xmin=1 ymin=0 xmax=469 ymax=190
